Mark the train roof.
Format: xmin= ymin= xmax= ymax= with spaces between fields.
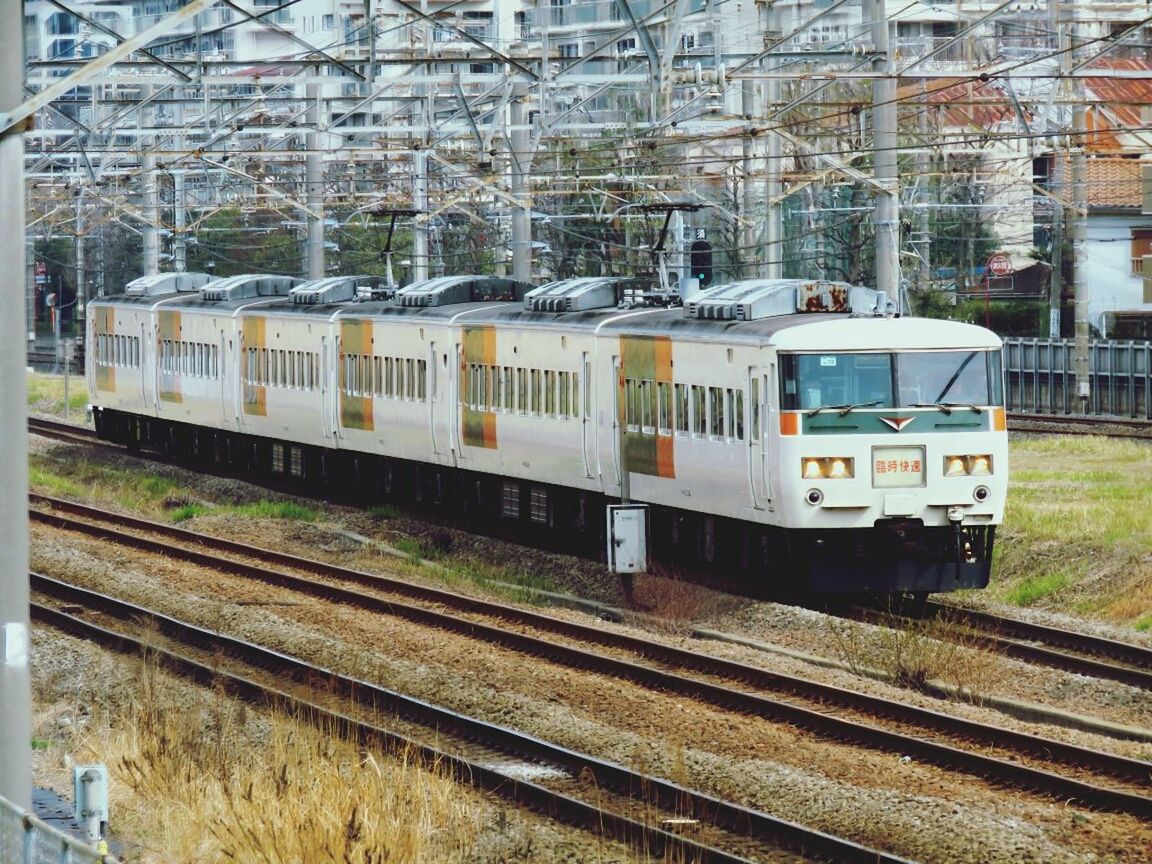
xmin=90 ymin=274 xmax=1002 ymax=351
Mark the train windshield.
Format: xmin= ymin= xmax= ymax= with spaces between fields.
xmin=780 ymin=350 xmax=1004 ymax=411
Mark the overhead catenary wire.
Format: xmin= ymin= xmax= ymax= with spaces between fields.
xmin=23 ymin=0 xmax=1151 ymax=284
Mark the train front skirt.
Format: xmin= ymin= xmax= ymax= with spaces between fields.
xmin=794 ymin=522 xmax=995 ymax=593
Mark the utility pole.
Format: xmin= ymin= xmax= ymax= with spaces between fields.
xmin=510 ymin=89 xmax=532 ymax=282
xmin=142 ymin=152 xmax=160 ymax=275
xmin=867 ymin=0 xmax=899 ymax=303
xmin=764 ymin=3 xmax=782 ymax=279
xmin=914 ymin=81 xmax=931 ymax=292
xmin=1070 ymin=0 xmax=1090 ymax=411
xmin=141 ymin=85 xmax=159 ymax=276
xmin=1048 ymin=0 xmax=1064 ymax=338
xmin=741 ymin=80 xmax=757 ymax=278
xmin=412 ymin=0 xmax=430 ymax=282
xmin=0 ymin=0 xmax=32 ymax=811
xmin=75 ymin=190 xmax=86 ymax=320
xmin=306 ymin=84 xmax=325 ymax=279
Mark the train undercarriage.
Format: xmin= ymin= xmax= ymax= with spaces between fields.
xmin=92 ymin=407 xmax=995 ymax=596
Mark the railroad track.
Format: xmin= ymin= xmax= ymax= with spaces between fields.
xmin=28 ymin=417 xmax=100 ymax=447
xmin=841 ymin=600 xmax=1152 ymax=691
xmin=28 ymin=417 xmax=1152 ymax=689
xmin=31 ymin=495 xmax=1152 ymax=821
xmin=1007 ymin=412 xmax=1152 ymax=438
xmin=31 ymin=573 xmax=907 ymax=864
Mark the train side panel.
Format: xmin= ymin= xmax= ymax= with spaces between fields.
xmin=86 ymin=299 xmax=156 ymax=422
xmin=453 ymin=323 xmax=598 ymax=490
xmin=332 ymin=313 xmax=451 ymax=466
xmin=601 ymin=334 xmax=758 ymax=522
xmin=235 ymin=311 xmax=331 ymax=449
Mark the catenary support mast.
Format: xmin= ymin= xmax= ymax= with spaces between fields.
xmin=0 ymin=0 xmax=32 ymax=812
xmin=867 ymin=0 xmax=899 ymax=303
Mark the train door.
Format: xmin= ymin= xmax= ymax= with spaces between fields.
xmin=450 ymin=341 xmax=462 ymax=462
xmin=321 ymin=335 xmax=336 ymax=441
xmin=139 ymin=318 xmax=150 ymax=412
xmin=218 ymin=330 xmax=230 ymax=429
xmin=748 ymin=366 xmax=769 ymax=508
xmin=763 ymin=362 xmax=777 ymax=504
xmin=610 ymin=354 xmax=623 ymax=496
xmin=147 ymin=315 xmax=159 ymax=413
xmin=428 ymin=340 xmax=440 ymax=457
xmin=580 ymin=351 xmax=593 ymax=479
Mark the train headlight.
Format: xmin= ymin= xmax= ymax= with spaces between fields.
xmin=945 ymin=457 xmax=967 ymax=477
xmin=944 ymin=455 xmax=993 ymax=476
xmin=800 ymin=457 xmax=854 ymax=479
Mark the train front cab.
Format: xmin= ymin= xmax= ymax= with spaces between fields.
xmin=769 ymin=329 xmax=1008 ymax=594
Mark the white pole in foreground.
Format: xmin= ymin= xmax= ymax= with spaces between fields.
xmin=0 ymin=0 xmax=32 ymax=810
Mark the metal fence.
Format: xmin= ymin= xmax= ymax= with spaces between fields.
xmin=1003 ymin=338 xmax=1152 ymax=419
xmin=0 ymin=795 xmax=117 ymax=864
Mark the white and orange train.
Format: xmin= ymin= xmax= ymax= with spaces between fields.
xmin=86 ymin=272 xmax=1008 ymax=595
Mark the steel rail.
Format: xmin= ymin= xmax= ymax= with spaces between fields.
xmin=1006 ymin=412 xmax=1152 ymax=438
xmin=30 ymin=574 xmax=913 ymax=864
xmin=923 ymin=601 xmax=1152 ymax=689
xmin=31 ymin=498 xmax=1152 ymax=818
xmin=844 ymin=603 xmax=1152 ymax=692
xmin=28 ymin=418 xmax=99 ymax=444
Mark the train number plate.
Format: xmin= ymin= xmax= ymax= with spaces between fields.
xmin=872 ymin=446 xmax=925 ymax=488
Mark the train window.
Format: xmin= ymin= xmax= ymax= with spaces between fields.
xmin=990 ymin=352 xmax=1003 ymax=405
xmin=735 ymin=390 xmax=745 ymax=440
xmin=575 ymin=371 xmax=583 ymax=418
xmin=406 ymin=358 xmax=416 ymax=400
xmin=483 ymin=364 xmax=493 ymax=410
xmin=531 ymin=369 xmax=542 ymax=415
xmin=624 ymin=378 xmax=638 ymax=430
xmin=709 ymin=387 xmax=725 ymax=438
xmin=559 ymin=371 xmax=571 ymax=417
xmin=417 ymin=360 xmax=427 ymax=401
xmin=657 ymin=382 xmax=672 ymax=435
xmin=675 ymin=383 xmax=689 ymax=434
xmin=691 ymin=385 xmax=706 ymax=436
xmin=517 ymin=368 xmax=527 ymax=414
xmin=545 ymin=370 xmax=556 ymax=417
xmin=638 ymin=379 xmax=654 ymax=433
xmin=493 ymin=365 xmax=504 ymax=411
xmin=503 ymin=367 xmax=514 ymax=412
xmin=780 ymin=353 xmax=894 ymax=410
xmin=894 ymin=351 xmax=1000 ymax=407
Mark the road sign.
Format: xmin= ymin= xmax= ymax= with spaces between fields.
xmin=987 ymin=253 xmax=1013 ymax=277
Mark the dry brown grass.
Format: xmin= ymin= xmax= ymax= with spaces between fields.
xmin=825 ymin=610 xmax=1006 ymax=699
xmin=63 ymin=657 xmax=483 ymax=863
xmin=621 ymin=566 xmax=744 ymax=634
